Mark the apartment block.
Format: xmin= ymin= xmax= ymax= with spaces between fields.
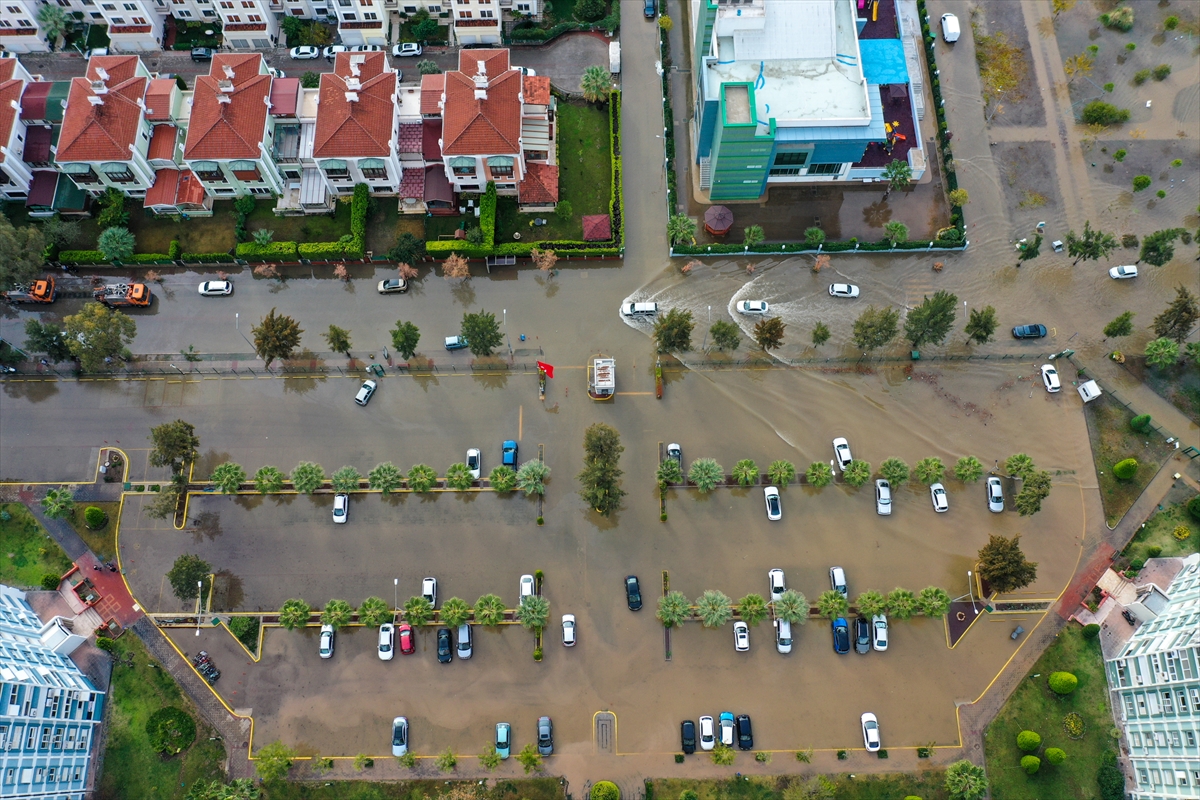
xmin=0 ymin=1 xmax=51 ymax=54
xmin=212 ymin=0 xmax=279 ymax=49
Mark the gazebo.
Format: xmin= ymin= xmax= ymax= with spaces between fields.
xmin=704 ymin=205 xmax=734 ymax=236
xmin=582 ymin=214 xmax=612 ymax=242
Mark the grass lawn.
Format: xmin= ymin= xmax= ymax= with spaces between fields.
xmin=128 ymin=206 xmax=237 ymax=255
xmin=1124 ymin=356 xmax=1200 ymax=426
xmin=64 ymin=501 xmax=121 ymax=563
xmin=1122 ymin=501 xmax=1200 ymax=562
xmin=1082 ymin=393 xmax=1175 ymax=526
xmin=263 ymin=777 xmax=564 ymax=800
xmin=98 ymin=634 xmax=225 ymax=800
xmin=246 ymin=199 xmax=353 ymax=245
xmin=0 ymin=503 xmax=73 ymax=588
xmin=651 ymin=773 xmax=949 ymax=800
xmin=983 ymin=626 xmax=1115 ymax=800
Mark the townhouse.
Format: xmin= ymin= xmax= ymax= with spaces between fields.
xmin=312 ymin=51 xmax=400 ymax=195
xmin=0 ymin=56 xmax=36 ymax=201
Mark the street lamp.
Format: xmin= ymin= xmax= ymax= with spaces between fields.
xmin=393 ymin=578 xmax=399 ymax=616
xmin=701 ymin=305 xmax=711 ymax=350
xmin=195 ymin=580 xmax=203 ymax=636
xmin=503 ymin=309 xmax=512 ymax=357
xmin=235 ymin=313 xmax=254 ymax=351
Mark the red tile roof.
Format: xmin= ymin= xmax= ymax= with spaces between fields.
xmin=143 ymin=78 xmax=175 ymax=121
xmin=184 ymin=54 xmax=271 ymax=161
xmin=147 ymin=124 xmax=178 ymax=161
xmin=56 ymin=56 xmax=148 ymax=164
xmin=313 ymin=52 xmax=395 ymax=159
xmin=145 ymin=168 xmax=208 ymax=208
xmin=582 ymin=214 xmax=612 ymax=241
xmin=523 ymin=76 xmax=550 ymax=106
xmin=518 ymin=162 xmax=558 ymax=205
xmin=0 ymin=59 xmax=14 ymax=83
xmin=0 ymin=60 xmax=22 ymax=152
xmin=458 ymin=49 xmax=510 ymax=78
xmin=420 ymin=74 xmax=444 ymax=116
xmin=442 ymin=50 xmax=521 ymax=157
xmin=422 ymin=119 xmax=442 ymax=160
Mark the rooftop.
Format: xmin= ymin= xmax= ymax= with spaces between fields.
xmin=442 ymin=49 xmax=522 ymax=157
xmin=184 ymin=53 xmax=271 ymax=161
xmin=56 ymin=55 xmax=149 ymax=163
xmin=0 ymin=62 xmax=22 ymax=151
xmin=313 ymin=52 xmax=396 ymax=159
xmin=143 ymin=78 xmax=176 ymax=121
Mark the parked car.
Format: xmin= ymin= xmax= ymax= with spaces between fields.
xmin=1041 ymin=364 xmax=1061 ymax=393
xmin=391 ymin=716 xmax=408 ymax=757
xmin=832 ymin=437 xmax=853 ymax=472
xmin=768 ymin=568 xmax=786 ymax=602
xmin=502 ymin=440 xmax=518 ymax=466
xmin=736 ymin=715 xmax=753 ymax=751
xmin=987 ymin=476 xmax=1005 ymax=513
xmin=736 ymin=300 xmax=769 ymax=315
xmin=190 ymin=47 xmax=215 ymax=62
xmin=733 ymin=620 xmax=750 ymax=652
xmin=378 ymin=278 xmax=408 ymax=294
xmin=537 ymin=716 xmax=553 ymax=756
xmin=698 ymin=715 xmax=715 ymax=751
xmin=1109 ymin=264 xmax=1138 ymax=279
xmin=354 ymin=379 xmax=377 ymax=406
xmin=940 ymin=12 xmax=960 ymax=42
xmin=520 ymin=574 xmax=535 ymax=604
xmin=718 ymin=712 xmax=735 ymax=747
xmin=830 ymin=566 xmax=848 ymax=597
xmin=445 ymin=335 xmax=468 ymax=350
xmin=861 ymin=712 xmax=881 ymax=752
xmin=322 ymin=45 xmax=349 ymax=58
xmin=456 ymin=623 xmax=472 ymax=659
xmin=466 ymin=448 xmax=481 ymax=479
xmin=319 ymin=624 xmax=334 ymax=659
xmin=85 ymin=47 xmax=110 ymax=58
xmin=764 ymin=486 xmax=782 ymax=521
xmin=625 ymin=575 xmax=642 ymax=611
xmin=422 ymin=576 xmax=438 ymax=608
xmin=644 ymin=0 xmax=656 ymax=19
xmin=562 ymin=614 xmax=576 ymax=646
xmin=872 ymin=614 xmax=889 ymax=651
xmin=1121 ymin=609 xmax=1137 ymax=626
xmin=832 ymin=617 xmax=850 ymax=654
xmin=198 ymin=280 xmax=233 ymax=296
xmin=332 ymin=493 xmax=348 ymax=524
xmin=1012 ymin=324 xmax=1047 ymax=339
xmin=874 ymin=479 xmax=892 ymax=516
xmin=495 ymin=722 xmax=511 ymax=759
xmin=855 ymin=616 xmax=871 ymax=654
xmin=519 ymin=66 xmax=537 ymax=77
xmin=774 ymin=618 xmax=793 ymax=654
xmin=353 ymin=45 xmax=384 ymax=52
xmin=392 ymin=42 xmax=422 ymax=57
xmin=398 ymin=622 xmax=414 ymax=655
xmin=680 ymin=720 xmax=696 ymax=754
xmin=829 ymin=283 xmax=860 ymax=298
xmin=666 ymin=443 xmax=682 ymax=465
xmin=436 ymin=627 xmax=452 ymax=663
xmin=266 ymin=67 xmax=285 ymax=79
xmin=930 ymin=482 xmax=949 ymax=513
xmin=290 ymin=46 xmax=320 ymax=60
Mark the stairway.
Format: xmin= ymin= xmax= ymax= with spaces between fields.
xmin=72 ymin=607 xmax=105 ymax=637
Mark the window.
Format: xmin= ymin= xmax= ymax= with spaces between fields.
xmin=486 ymin=156 xmax=513 ymax=178
xmin=192 ymin=162 xmax=225 ymax=182
xmin=26 ymin=727 xmax=36 ymax=748
xmin=123 ymin=2 xmax=136 ymax=8
xmin=1131 ymin=731 xmax=1142 ymax=747
xmin=774 ymin=152 xmax=808 ymax=166
xmin=77 ymin=729 xmax=89 ymax=750
xmin=34 ymin=767 xmax=44 ymax=783
xmin=403 ymin=4 xmax=417 ymax=11
xmin=229 ymin=160 xmax=261 ymax=181
xmin=46 ymin=768 xmax=55 ymax=783
xmin=133 ymin=16 xmax=147 ymax=23
xmin=1187 ymin=730 xmax=1196 ymax=746
xmin=427 ymin=4 xmax=440 ymax=10
xmin=458 ymin=10 xmax=470 ymax=17
xmin=364 ymin=11 xmax=376 ymax=19
xmin=806 ymin=163 xmax=842 ymax=176
xmin=101 ymin=162 xmax=135 ymax=183
xmin=73 ymin=765 xmax=82 ymax=780
xmin=52 ymin=727 xmax=62 ymax=749
xmin=321 ymin=159 xmax=349 ymax=179
xmin=517 ymin=3 xmax=530 ymax=10
xmin=219 ymin=1 xmax=232 ymax=7
xmin=102 ymin=2 xmax=115 ymax=8
xmin=358 ymin=158 xmax=387 ymax=180
xmin=249 ymin=187 xmax=272 ymax=195
xmin=111 ymin=17 xmax=126 ymax=24
xmin=40 ymin=726 xmax=51 ymax=749
xmin=248 ymin=13 xmax=261 ymax=20
xmin=449 ymin=157 xmax=475 ymax=177
xmin=342 ymin=12 xmax=354 ymax=19
xmin=480 ymin=9 xmax=493 ymax=16
xmin=1172 ymin=730 xmax=1182 ymax=747
xmin=3 ymin=768 xmax=11 ymax=785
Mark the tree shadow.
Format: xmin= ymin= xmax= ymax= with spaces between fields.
xmin=195 ymin=449 xmax=232 ymax=476
xmin=188 ymin=510 xmax=223 ymax=543
xmin=581 ymin=507 xmax=620 ymax=531
xmin=863 ymin=200 xmax=893 ymax=228
xmin=1 ymin=380 xmax=60 ymax=403
xmin=472 ymin=369 xmax=510 ymax=391
xmin=450 ymin=278 xmax=476 ymax=307
xmin=210 ymin=570 xmax=244 ymax=611
xmin=234 ymin=494 xmax=264 ymax=511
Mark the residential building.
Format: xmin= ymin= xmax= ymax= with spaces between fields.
xmin=312 ymin=52 xmax=401 ymax=197
xmin=19 ymin=79 xmax=89 ymax=218
xmin=449 ymin=0 xmax=502 ymax=46
xmin=158 ymin=0 xmax=221 ymax=23
xmin=0 ymin=584 xmax=105 ymax=800
xmin=211 ymin=0 xmax=278 ymax=50
xmin=1104 ymin=553 xmax=1200 ymax=799
xmin=689 ymin=0 xmax=925 ymax=202
xmin=142 ymin=76 xmax=215 ymax=215
xmin=95 ymin=0 xmax=166 ymax=52
xmin=1 ymin=1 xmax=52 ymax=53
xmin=0 ymin=56 xmax=36 ymax=200
xmin=183 ymin=53 xmax=284 ymax=198
xmin=332 ymin=0 xmax=388 ymax=47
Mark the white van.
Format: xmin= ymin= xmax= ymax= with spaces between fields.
xmin=621 ymin=301 xmax=658 ymax=317
xmin=774 ymin=618 xmax=792 ymax=654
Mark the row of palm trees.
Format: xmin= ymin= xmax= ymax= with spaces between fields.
xmin=657 ymin=455 xmax=988 ymax=493
xmin=655 ymin=586 xmax=953 ymax=628
xmin=205 ymin=459 xmax=550 ymax=496
xmin=273 ymin=593 xmax=553 ymax=633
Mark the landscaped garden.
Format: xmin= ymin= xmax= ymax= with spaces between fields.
xmin=651 ymin=772 xmax=953 ymax=800
xmin=1120 ymin=495 xmax=1200 ymax=564
xmin=1082 ymin=393 xmax=1176 ymax=526
xmin=65 ymin=501 xmax=120 ymax=563
xmin=0 ymin=503 xmax=73 ymax=588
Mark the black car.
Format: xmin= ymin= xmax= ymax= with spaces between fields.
xmin=625 ymin=575 xmax=642 ymax=611
xmin=832 ymin=617 xmax=850 ymax=654
xmin=1122 ymin=609 xmax=1137 ymax=626
xmin=191 ymin=47 xmax=215 ymax=62
xmin=680 ymin=720 xmax=696 ymax=755
xmin=1012 ymin=324 xmax=1047 ymax=339
xmin=644 ymin=0 xmax=656 ymax=19
xmin=735 ymin=714 xmax=753 ymax=750
xmin=436 ymin=627 xmax=452 ymax=663
xmin=855 ymin=616 xmax=871 ymax=654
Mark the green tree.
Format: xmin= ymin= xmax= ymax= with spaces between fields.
xmin=657 ymin=590 xmax=690 ymax=628
xmin=185 ymin=778 xmax=260 ymax=800
xmin=883 ymin=158 xmax=912 ymax=194
xmin=852 ymin=306 xmax=900 ymax=352
xmin=977 ymin=535 xmax=1038 ymax=593
xmin=413 ymin=17 xmax=440 ymax=42
xmin=440 ymin=597 xmax=471 ymax=628
xmin=688 ymin=459 xmax=724 ymax=493
xmin=300 ymin=71 xmax=320 ymax=89
xmin=474 ymin=594 xmax=506 ymax=627
xmin=321 ymin=325 xmax=352 ymax=357
xmin=516 ymin=460 xmax=550 ymax=496
xmin=277 ymin=598 xmax=311 ymax=630
xmin=35 ymin=4 xmax=70 ymax=41
xmin=254 ymin=740 xmax=297 ymax=783
xmin=0 ymin=214 xmax=45 ymax=290
xmin=709 ymin=320 xmax=741 ymax=351
xmin=880 ymin=457 xmax=910 ymax=486
xmin=403 ymin=596 xmax=433 ymax=626
xmin=253 ymin=465 xmax=285 ymax=494
xmin=167 ymin=554 xmax=212 ymax=602
xmin=251 ymin=308 xmax=304 ymax=368
xmin=738 ymin=594 xmax=768 ymax=627
xmin=390 ymin=321 xmax=421 ymax=360
xmin=1104 ymin=311 xmax=1135 ymax=338
xmin=65 ymin=301 xmax=137 ymax=372
xmin=479 ymin=745 xmax=501 ymax=771
xmin=743 ymin=225 xmax=765 ymax=247
xmin=1081 ymin=101 xmax=1130 ymax=125
xmin=95 ymin=188 xmax=129 ymax=229
xmin=461 ymin=310 xmax=503 ymax=357
xmin=654 ymin=308 xmax=694 ymax=353
xmin=844 ymin=460 xmax=872 ymax=487
xmin=330 ymin=466 xmax=361 ymax=493
xmin=407 ymin=464 xmax=438 ymax=492
xmin=917 ymin=586 xmax=952 ymax=616
xmin=811 ymin=322 xmax=831 ymax=346
xmin=574 ymin=0 xmax=606 ymax=22
xmin=1153 ymin=287 xmax=1199 ymax=342
xmin=944 ymin=759 xmax=988 ymax=800
xmin=320 ymin=599 xmax=353 ymax=629
xmin=805 ymin=461 xmax=833 ymax=488
xmin=883 ymin=220 xmax=909 ymax=245
xmin=753 ymin=317 xmax=786 ymax=351
xmin=23 ymin=320 xmax=72 ymax=363
xmin=1139 ymin=228 xmax=1185 ymax=266
xmin=97 ymin=227 xmax=136 ymax=262
xmin=290 ymin=462 xmax=325 ymax=495
xmin=41 ymin=486 xmax=74 ymax=520
xmin=774 ymin=589 xmax=808 ymax=624
xmin=357 ymin=597 xmax=391 ymax=628
xmin=768 ymin=460 xmax=796 ymax=485
xmin=948 ymin=188 xmax=970 ymax=206
xmin=591 ymin=783 xmax=620 ymax=800
xmin=1065 ymin=221 xmax=1118 ymax=266
xmin=146 ymin=483 xmax=182 ymax=520
xmin=578 ymin=423 xmax=624 ymax=515
xmin=368 ymin=462 xmax=403 ymax=495
xmin=417 ymin=60 xmax=442 ymax=75
xmin=954 ymin=455 xmax=984 ymax=482
xmin=1132 ymin=175 xmax=1152 ymax=191
xmin=964 ymin=306 xmax=998 ymax=344
xmin=914 ymin=457 xmax=945 ymax=485
xmin=579 ymin=64 xmax=611 ymax=102
xmin=516 ymin=743 xmax=542 ymax=773
xmin=854 ymin=590 xmax=887 ymax=618
xmin=252 ymin=229 xmax=274 ymax=246
xmin=667 ymin=214 xmax=696 ymax=245
xmin=149 ymin=420 xmax=200 ymax=474
xmin=1145 ymin=337 xmax=1180 ymax=369
xmin=816 ymin=590 xmax=849 ymax=620
xmin=732 ymin=459 xmax=759 ymax=486
xmin=887 ymin=588 xmax=917 ymax=619
xmin=711 ymin=744 xmax=736 ymax=766
xmin=656 ymin=458 xmax=683 ymax=487
xmin=210 ymin=462 xmax=246 ymax=494
xmin=905 ymin=290 xmax=959 ymax=348
xmin=1015 ymin=470 xmax=1053 ymax=516
xmin=696 ymin=590 xmax=733 ymax=628
xmin=804 ymin=227 xmax=826 ymax=247
xmin=1005 ymin=453 xmax=1036 ymax=480
xmin=489 ymin=465 xmax=517 ymax=493
xmin=387 ymin=232 xmax=426 ymax=265
xmin=516 ymin=595 xmax=550 ymax=631
xmin=445 ymin=462 xmax=474 ymax=491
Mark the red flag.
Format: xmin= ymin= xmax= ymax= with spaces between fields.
xmin=536 ymin=361 xmax=555 ymax=379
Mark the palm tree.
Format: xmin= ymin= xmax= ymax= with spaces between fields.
xmin=880 ymin=457 xmax=910 ymax=486
xmin=914 ymin=457 xmax=945 ymax=485
xmin=407 ymin=464 xmax=438 ymax=492
xmin=254 ymin=465 xmax=285 ymax=494
xmin=843 ymin=460 xmax=872 ymax=487
xmin=805 ymin=461 xmax=833 ymax=488
xmin=656 ymin=591 xmax=690 ymax=628
xmin=667 ymin=214 xmax=697 ymax=246
xmin=368 ymin=462 xmax=403 ymax=495
xmin=445 ymin=462 xmax=473 ymax=490
xmin=917 ymin=586 xmax=952 ymax=617
xmin=320 ymin=599 xmax=353 ymax=629
xmin=474 ymin=594 xmax=507 ymax=627
xmin=656 ymin=459 xmax=683 ymax=487
xmin=516 ymin=460 xmax=550 ymax=496
xmin=579 ymin=65 xmax=612 ymax=103
xmin=732 ymin=459 xmax=759 ymax=487
xmin=696 ymin=590 xmax=733 ymax=628
xmin=1005 ymin=453 xmax=1036 ymax=480
xmin=954 ymin=455 xmax=985 ymax=482
xmin=886 ymin=588 xmax=918 ymax=620
xmin=767 ymin=460 xmax=795 ymax=485
xmin=403 ymin=596 xmax=433 ymax=626
xmin=516 ymin=595 xmax=550 ymax=631
xmin=816 ymin=590 xmax=849 ymax=620
xmin=440 ymin=597 xmax=471 ymax=627
xmin=688 ymin=459 xmax=724 ymax=493
xmin=252 ymin=228 xmax=274 ymax=245
xmin=278 ymin=598 xmax=312 ymax=630
xmin=854 ymin=591 xmax=887 ymax=618
xmin=737 ymin=594 xmax=768 ymax=626
xmin=357 ymin=596 xmax=391 ymax=627
xmin=35 ymin=5 xmax=70 ymax=43
xmin=41 ymin=486 xmax=75 ymax=520
xmin=330 ymin=465 xmax=362 ymax=493
xmin=773 ymin=589 xmax=808 ymax=624
xmin=488 ymin=465 xmax=517 ymax=493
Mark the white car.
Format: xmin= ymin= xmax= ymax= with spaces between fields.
xmin=198 ymin=280 xmax=233 ymax=296
xmin=875 ymin=479 xmax=892 ymax=516
xmin=829 ymin=283 xmax=860 ymax=298
xmin=319 ymin=624 xmax=334 ymax=659
xmin=1041 ymin=364 xmax=1061 ymax=393
xmin=987 ymin=477 xmax=1005 ymax=513
xmin=519 ymin=574 xmax=535 ymax=604
xmin=872 ymin=615 xmax=889 ymax=652
xmin=332 ymin=493 xmax=348 ymax=524
xmin=930 ymin=483 xmax=949 ymax=513
xmin=519 ymin=66 xmax=537 ymax=77
xmin=466 ymin=448 xmax=481 ymax=479
xmin=354 ymin=380 xmax=377 ymax=406
xmin=830 ymin=566 xmax=848 ymax=597
xmin=421 ymin=576 xmax=438 ymax=608
xmin=289 ymin=46 xmax=320 ymax=60
xmin=698 ymin=715 xmax=715 ymax=751
xmin=768 ymin=569 xmax=786 ymax=602
xmin=774 ymin=618 xmax=792 ymax=654
xmin=763 ymin=486 xmax=782 ymax=521
xmin=562 ymin=614 xmax=576 ymax=646
xmin=733 ymin=621 xmax=749 ymax=652
xmin=392 ymin=42 xmax=422 ymax=57
xmin=322 ymin=45 xmax=349 ymax=58
xmin=736 ymin=300 xmax=769 ymax=315
xmin=391 ymin=716 xmax=408 ymax=757
xmin=861 ymin=712 xmax=881 ymax=752
xmin=378 ymin=622 xmax=395 ymax=661
xmin=1109 ymin=265 xmax=1138 ymax=280
xmin=941 ymin=12 xmax=960 ymax=42
xmin=353 ymin=45 xmax=384 ymax=52
xmin=832 ymin=437 xmax=852 ymax=472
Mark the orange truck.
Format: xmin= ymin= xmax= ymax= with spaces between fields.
xmin=2 ymin=276 xmax=57 ymax=304
xmin=93 ymin=282 xmax=152 ymax=308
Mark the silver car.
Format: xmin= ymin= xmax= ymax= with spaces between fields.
xmin=562 ymin=614 xmax=576 ymax=646
xmin=456 ymin=623 xmax=472 ymax=659
xmin=391 ymin=716 xmax=408 ymax=756
xmin=874 ymin=479 xmax=892 ymax=516
xmin=319 ymin=624 xmax=334 ymax=659
xmin=987 ymin=477 xmax=1005 ymax=513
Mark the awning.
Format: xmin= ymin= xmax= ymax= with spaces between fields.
xmin=269 ymin=78 xmax=301 ymax=117
xmin=424 ymin=165 xmax=453 ymax=204
xmin=26 ymin=171 xmax=58 ymax=207
xmin=52 ymin=175 xmax=87 ymax=213
xmin=22 ymin=125 xmax=52 ymax=164
xmin=144 ymin=168 xmax=181 ymax=208
xmin=300 ymin=168 xmax=328 ymax=206
xmin=20 ymin=81 xmax=69 ymax=122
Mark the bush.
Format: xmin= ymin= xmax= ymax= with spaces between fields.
xmin=145 ymin=707 xmax=197 ymax=756
xmin=591 ymin=782 xmax=620 ymax=800
xmin=228 ymin=615 xmax=260 ymax=650
xmin=1130 ymin=557 xmax=1145 ymax=570
xmin=1098 ymin=750 xmax=1124 ymax=799
xmin=95 ymin=636 xmax=115 ymax=652
xmin=1112 ymin=458 xmax=1139 ymax=480
xmin=479 ymin=182 xmax=497 ymax=248
xmin=1129 ymin=414 xmax=1151 ymax=432
xmin=1045 ymin=747 xmax=1066 ymax=765
xmin=168 ymin=240 xmax=181 ymax=260
xmin=235 ymin=241 xmax=298 ymax=259
xmin=1152 ymin=64 xmax=1171 ymax=81
xmin=1081 ymin=101 xmax=1130 ymax=126
xmin=84 ymin=506 xmax=108 ymax=529
xmin=1017 ymin=730 xmax=1042 ymax=752
xmin=1189 ymin=495 xmax=1200 ymax=522
xmin=1099 ymin=6 xmax=1134 ymax=31
xmin=1175 ymin=524 xmax=1193 ymax=541
xmin=1021 ymin=755 xmax=1041 ymax=774
xmin=1049 ymin=671 xmax=1079 ymax=695
xmin=1147 ymin=545 xmax=1162 ymax=557
xmin=58 ymin=249 xmax=108 ymax=264
xmin=1133 ymin=68 xmax=1151 ymax=85
xmin=40 ymin=573 xmax=61 ymax=590
xmin=1132 ymin=175 xmax=1152 ymax=192
xmin=1083 ymin=623 xmax=1100 ymax=640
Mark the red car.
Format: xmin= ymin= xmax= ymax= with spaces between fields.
xmin=398 ymin=622 xmax=415 ymax=655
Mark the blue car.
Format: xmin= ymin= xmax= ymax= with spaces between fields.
xmin=495 ymin=722 xmax=511 ymax=759
xmin=832 ymin=617 xmax=850 ymax=654
xmin=502 ymin=440 xmax=518 ymax=466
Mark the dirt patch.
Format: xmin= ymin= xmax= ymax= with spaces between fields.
xmin=1084 ymin=137 xmax=1200 ymax=227
xmin=992 ymin=142 xmax=1062 ymax=224
xmin=972 ymin=4 xmax=1044 ymax=128
xmin=1082 ymin=392 xmax=1176 ymax=525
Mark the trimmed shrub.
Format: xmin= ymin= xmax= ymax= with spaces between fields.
xmin=145 ymin=707 xmax=197 ymax=756
xmin=1081 ymin=101 xmax=1130 ymax=126
xmin=168 ymin=240 xmax=181 ymax=260
xmin=591 ymin=782 xmax=619 ymax=800
xmin=1132 ymin=175 xmax=1152 ymax=192
xmin=1152 ymin=64 xmax=1171 ymax=81
xmin=1146 ymin=545 xmax=1162 ymax=557
xmin=58 ymin=250 xmax=108 ymax=264
xmin=479 ymin=181 xmax=497 ymax=248
xmin=1112 ymin=458 xmax=1139 ymax=481
xmin=84 ymin=506 xmax=108 ymax=529
xmin=1083 ymin=623 xmax=1100 ymax=640
xmin=1017 ymin=730 xmax=1042 ymax=752
xmin=1021 ymin=755 xmax=1041 ymax=774
xmin=40 ymin=573 xmax=61 ymax=590
xmin=1189 ymin=495 xmax=1200 ymax=522
xmin=1100 ymin=6 xmax=1134 ymax=32
xmin=1130 ymin=557 xmax=1145 ymax=570
xmin=1045 ymin=747 xmax=1066 ymax=765
xmin=1049 ymin=672 xmax=1079 ymax=695
xmin=235 ymin=241 xmax=298 ymax=259
xmin=1129 ymin=414 xmax=1151 ymax=432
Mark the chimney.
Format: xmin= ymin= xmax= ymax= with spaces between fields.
xmin=90 ymin=80 xmax=109 ymax=95
xmin=95 ymin=67 xmax=109 ymax=82
xmin=87 ymin=96 xmax=104 ymax=107
xmin=346 ymin=77 xmax=361 ymax=91
xmin=217 ymin=94 xmax=232 ymax=105
xmin=218 ymin=79 xmax=235 ymax=93
xmin=345 ymin=92 xmax=359 ymax=103
xmin=222 ymin=64 xmax=235 ymax=80
xmin=473 ymin=72 xmax=488 ymax=100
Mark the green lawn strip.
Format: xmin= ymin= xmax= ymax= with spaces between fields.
xmin=1082 ymin=394 xmax=1175 ymax=526
xmin=983 ymin=626 xmax=1115 ymax=800
xmin=650 ymin=774 xmax=949 ymax=800
xmin=0 ymin=503 xmax=73 ymax=588
xmin=246 ymin=199 xmax=353 ymax=245
xmin=64 ymin=501 xmax=121 ymax=563
xmin=262 ymin=777 xmax=564 ymax=800
xmin=99 ymin=634 xmax=225 ymax=799
xmin=1122 ymin=501 xmax=1200 ymax=561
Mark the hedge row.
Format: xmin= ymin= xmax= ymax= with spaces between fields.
xmin=58 ymin=243 xmax=235 ymax=265
xmin=235 ymin=183 xmax=370 ymax=262
xmin=917 ymin=0 xmax=966 ymax=235
xmin=235 ymin=242 xmax=298 ymax=258
xmin=672 ymin=238 xmax=967 ymax=256
xmin=509 ymin=20 xmax=613 ymax=42
xmin=479 ymin=182 xmax=497 ymax=247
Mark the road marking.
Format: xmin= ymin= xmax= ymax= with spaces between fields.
xmin=518 ymin=405 xmax=523 ymax=440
